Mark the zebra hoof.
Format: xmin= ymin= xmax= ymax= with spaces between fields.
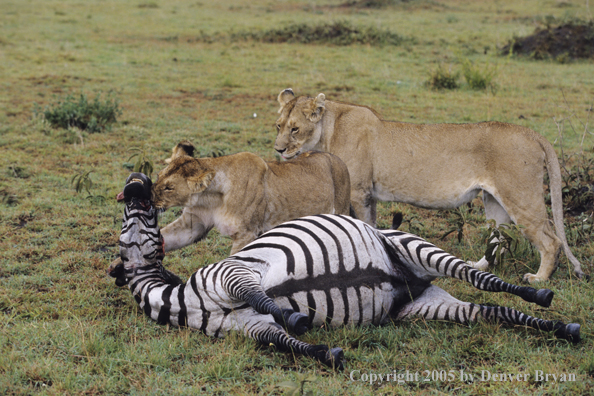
xmin=563 ymin=323 xmax=581 ymax=344
xmin=288 ymin=312 xmax=309 ymax=336
xmin=534 ymin=289 xmax=554 ymax=308
xmin=328 ymin=347 xmax=345 ymax=371
xmin=108 ymin=262 xmax=128 ymax=287
xmin=311 ymin=345 xmax=344 ymax=370
xmin=554 ymin=322 xmax=581 ymax=343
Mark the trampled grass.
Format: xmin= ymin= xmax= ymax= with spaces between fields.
xmin=1 ymin=0 xmax=593 ymax=394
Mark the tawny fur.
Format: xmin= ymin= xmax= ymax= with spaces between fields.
xmin=152 ymin=147 xmax=351 ymax=255
xmin=273 ymin=88 xmax=584 ymax=283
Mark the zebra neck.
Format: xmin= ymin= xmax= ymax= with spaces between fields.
xmin=126 ymin=262 xmax=188 ymax=326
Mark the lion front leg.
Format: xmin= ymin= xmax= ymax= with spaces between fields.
xmin=229 ymin=231 xmax=260 ymax=255
xmin=350 ymin=188 xmax=377 ymax=226
xmin=160 ymin=208 xmax=211 ymax=252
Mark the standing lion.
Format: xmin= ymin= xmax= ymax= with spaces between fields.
xmin=272 ymin=88 xmax=585 ymax=283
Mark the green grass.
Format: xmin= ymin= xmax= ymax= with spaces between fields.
xmin=1 ymin=0 xmax=593 ymax=394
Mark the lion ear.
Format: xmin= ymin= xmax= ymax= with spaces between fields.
xmin=277 ymin=88 xmax=295 ymax=113
xmin=166 ymin=140 xmax=196 ymax=164
xmin=304 ymin=93 xmax=325 ymax=123
xmin=187 ymin=170 xmax=215 ymax=193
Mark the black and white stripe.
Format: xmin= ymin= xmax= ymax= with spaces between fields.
xmin=113 ymin=194 xmax=580 ymax=370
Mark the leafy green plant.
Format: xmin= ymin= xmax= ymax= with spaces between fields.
xmin=399 ymin=213 xmax=426 ymax=235
xmin=461 ymin=59 xmax=498 ymax=92
xmin=71 ymin=170 xmax=94 ymax=195
xmin=566 ymin=212 xmax=594 ymax=245
xmin=426 ymin=64 xmax=460 ymax=90
xmin=39 ymin=92 xmax=121 ymax=133
xmin=560 ymin=153 xmax=594 ymax=215
xmin=483 ymin=222 xmax=525 ymax=265
xmin=441 ymin=206 xmax=478 ymax=243
xmin=127 ymin=148 xmax=154 ymax=176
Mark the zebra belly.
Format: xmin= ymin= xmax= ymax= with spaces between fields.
xmin=271 ymin=281 xmax=411 ymax=327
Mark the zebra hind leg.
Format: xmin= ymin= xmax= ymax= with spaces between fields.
xmin=240 ymin=314 xmax=344 ymax=370
xmin=453 ymin=261 xmax=554 ymax=308
xmin=394 ymin=285 xmax=580 ymax=343
xmin=223 ymin=268 xmax=309 ymax=335
xmin=389 ymin=234 xmax=554 ymax=308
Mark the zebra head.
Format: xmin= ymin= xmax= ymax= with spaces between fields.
xmin=111 ymin=173 xmax=165 ymax=286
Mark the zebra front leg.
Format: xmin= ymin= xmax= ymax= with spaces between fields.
xmin=394 ymin=285 xmax=580 ymax=343
xmin=386 ymin=234 xmax=554 ymax=307
xmin=221 ymin=265 xmax=309 ymax=335
xmin=234 ymin=311 xmax=344 ymax=370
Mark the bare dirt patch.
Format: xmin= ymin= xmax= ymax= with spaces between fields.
xmin=502 ymin=22 xmax=594 ymax=60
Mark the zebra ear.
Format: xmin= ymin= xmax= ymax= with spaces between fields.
xmin=187 ymin=170 xmax=215 ymax=192
xmin=391 ymin=212 xmax=403 ymax=230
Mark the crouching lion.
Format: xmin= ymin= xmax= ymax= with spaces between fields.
xmin=153 ymin=142 xmax=351 ymax=255
xmin=273 ymin=88 xmax=585 ymax=283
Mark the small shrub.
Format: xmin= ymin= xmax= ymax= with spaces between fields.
xmin=340 ymin=0 xmax=408 ymax=8
xmin=8 ymin=164 xmax=30 ymax=179
xmin=561 ymin=153 xmax=594 ymax=216
xmin=71 ymin=170 xmax=94 ymax=195
xmin=40 ymin=92 xmax=122 ymax=133
xmin=501 ymin=21 xmax=594 ymax=60
xmin=426 ymin=65 xmax=459 ymax=90
xmin=231 ymin=21 xmax=405 ymax=46
xmin=461 ymin=59 xmax=498 ymax=92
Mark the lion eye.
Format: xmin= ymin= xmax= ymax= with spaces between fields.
xmin=164 ymin=186 xmax=173 ymax=191
xmin=290 ymin=127 xmax=299 ymax=135
xmin=276 ymin=124 xmax=281 ymax=131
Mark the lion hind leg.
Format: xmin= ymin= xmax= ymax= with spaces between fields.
xmin=485 ymin=190 xmax=562 ymax=283
xmin=520 ymin=225 xmax=561 ymax=283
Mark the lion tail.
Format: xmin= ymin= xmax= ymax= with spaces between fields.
xmin=541 ymin=138 xmax=585 ymax=279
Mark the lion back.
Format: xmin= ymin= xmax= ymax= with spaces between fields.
xmin=266 ymin=151 xmax=351 ymax=219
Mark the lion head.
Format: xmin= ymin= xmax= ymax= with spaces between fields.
xmin=274 ymin=88 xmax=326 ymax=159
xmin=152 ymin=155 xmax=215 ymax=210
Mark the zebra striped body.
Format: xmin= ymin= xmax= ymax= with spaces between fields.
xmin=112 ymin=173 xmax=580 ymax=370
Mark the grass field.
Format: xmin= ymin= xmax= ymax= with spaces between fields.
xmin=1 ymin=0 xmax=593 ymax=394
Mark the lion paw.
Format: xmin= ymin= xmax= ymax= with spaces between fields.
xmin=523 ymin=273 xmax=547 ymax=284
xmin=467 ymin=258 xmax=490 ymax=271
